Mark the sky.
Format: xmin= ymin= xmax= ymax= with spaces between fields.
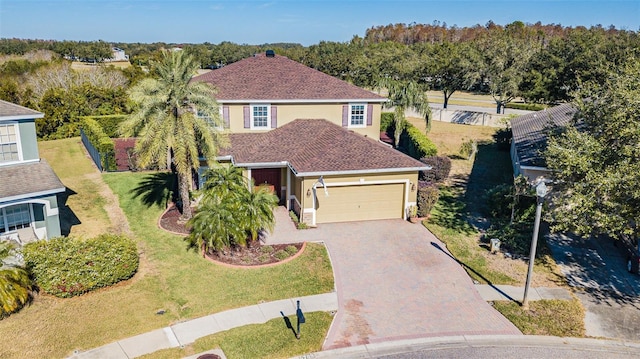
xmin=0 ymin=0 xmax=638 ymax=46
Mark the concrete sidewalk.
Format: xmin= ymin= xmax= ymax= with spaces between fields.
xmin=475 ymin=284 xmax=573 ymax=302
xmin=69 ymin=292 xmax=338 ymax=359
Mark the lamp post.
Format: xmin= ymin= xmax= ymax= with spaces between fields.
xmin=522 ymin=180 xmax=548 ymax=310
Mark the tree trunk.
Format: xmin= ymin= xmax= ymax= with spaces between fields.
xmin=178 ymin=172 xmax=192 ymax=221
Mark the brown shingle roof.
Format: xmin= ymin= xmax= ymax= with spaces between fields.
xmin=0 ymin=100 xmax=43 ymax=120
xmin=0 ymin=160 xmax=65 ymax=201
xmin=192 ymin=54 xmax=386 ymax=102
xmin=511 ymin=103 xmax=577 ymax=168
xmin=219 ymin=119 xmax=428 ymax=175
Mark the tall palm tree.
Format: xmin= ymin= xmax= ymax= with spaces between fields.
xmin=186 ymin=165 xmax=278 ymax=255
xmin=121 ymin=50 xmax=226 ymax=220
xmin=378 ymin=78 xmax=431 ymax=147
xmin=0 ymin=241 xmax=33 ymax=318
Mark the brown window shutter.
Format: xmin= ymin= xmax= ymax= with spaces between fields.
xmin=223 ymin=106 xmax=230 ymax=128
xmin=366 ymin=104 xmax=373 ymax=126
xmin=342 ymin=105 xmax=349 ymax=127
xmin=243 ymin=106 xmax=250 ymax=128
xmin=271 ymin=106 xmax=277 ymax=128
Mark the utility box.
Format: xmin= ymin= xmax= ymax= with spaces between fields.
xmin=490 ymin=238 xmax=501 ymax=253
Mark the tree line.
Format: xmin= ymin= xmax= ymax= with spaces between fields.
xmin=0 ymin=20 xmax=638 ymax=138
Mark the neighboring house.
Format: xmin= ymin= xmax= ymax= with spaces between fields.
xmin=193 ymin=52 xmax=429 ymax=226
xmin=0 ymin=100 xmax=65 ymax=243
xmin=510 ymin=103 xmax=577 ymax=181
xmin=110 ymin=47 xmax=129 ymax=62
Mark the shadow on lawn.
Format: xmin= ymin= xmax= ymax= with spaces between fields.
xmin=57 ymin=188 xmax=81 ymax=236
xmin=130 ymin=172 xmax=177 ymax=208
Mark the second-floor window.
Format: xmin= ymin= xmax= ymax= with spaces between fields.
xmin=251 ymin=104 xmax=270 ymax=129
xmin=0 ymin=123 xmax=19 ymax=163
xmin=349 ymin=104 xmax=366 ymax=127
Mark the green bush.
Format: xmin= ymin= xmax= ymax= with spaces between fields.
xmin=83 ymin=115 xmax=128 ymax=138
xmin=81 ymin=117 xmax=116 ymax=171
xmin=400 ymin=125 xmax=437 ymax=159
xmin=493 ymin=127 xmax=512 ymax=151
xmin=380 ymin=112 xmax=395 ymax=134
xmin=285 ymin=245 xmax=299 ymax=255
xmin=260 ymin=245 xmax=274 ymax=254
xmin=417 ymin=184 xmax=439 ymax=218
xmin=459 ymin=139 xmax=477 ymax=159
xmin=274 ymin=250 xmax=290 ymax=261
xmin=23 ymin=235 xmax=138 ymax=298
xmin=485 ymin=184 xmax=514 ymax=219
xmin=505 ymin=103 xmax=546 ymax=111
xmin=419 ymin=156 xmax=451 ymax=183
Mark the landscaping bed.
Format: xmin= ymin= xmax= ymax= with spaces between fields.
xmin=207 ymin=242 xmax=304 ymax=266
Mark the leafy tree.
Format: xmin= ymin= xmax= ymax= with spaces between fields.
xmin=0 ymin=241 xmax=33 ymax=318
xmin=416 ymin=41 xmax=480 ymax=109
xmin=120 ymin=50 xmax=226 ymax=220
xmin=545 ymin=58 xmax=640 ymax=239
xmin=378 ymin=78 xmax=431 ymax=147
xmin=186 ymin=165 xmax=278 ymax=255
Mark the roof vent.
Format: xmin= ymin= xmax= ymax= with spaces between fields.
xmin=266 ymin=49 xmax=275 ymax=57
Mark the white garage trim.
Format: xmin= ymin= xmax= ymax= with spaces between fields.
xmin=308 ymin=179 xmax=411 ymax=226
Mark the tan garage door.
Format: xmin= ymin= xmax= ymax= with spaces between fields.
xmin=315 ymin=183 xmax=405 ymax=223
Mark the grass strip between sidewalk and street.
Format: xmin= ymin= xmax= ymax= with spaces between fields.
xmin=492 ymin=299 xmax=586 ymax=337
xmin=139 ymin=312 xmax=333 ymax=359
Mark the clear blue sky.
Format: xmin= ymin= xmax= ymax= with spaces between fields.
xmin=1 ymin=1 xmax=638 ymax=45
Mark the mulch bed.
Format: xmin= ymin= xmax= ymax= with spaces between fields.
xmin=159 ymin=205 xmax=303 ymax=266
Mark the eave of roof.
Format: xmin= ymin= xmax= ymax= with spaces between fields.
xmin=218 ymin=119 xmax=429 ymax=176
xmin=511 ymin=103 xmax=577 ymax=168
xmin=0 ymin=160 xmax=66 ymax=202
xmin=0 ymin=100 xmax=44 ymax=120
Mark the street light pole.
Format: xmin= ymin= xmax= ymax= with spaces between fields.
xmin=522 ymin=180 xmax=548 ymax=310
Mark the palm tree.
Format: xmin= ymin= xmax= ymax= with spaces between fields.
xmin=0 ymin=241 xmax=33 ymax=318
xmin=120 ymin=50 xmax=226 ymax=220
xmin=378 ymin=78 xmax=431 ymax=147
xmin=186 ymin=165 xmax=278 ymax=256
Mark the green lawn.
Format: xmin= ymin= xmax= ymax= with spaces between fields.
xmin=139 ymin=312 xmax=333 ymax=359
xmin=0 ymin=139 xmax=334 ymax=359
xmin=493 ymin=299 xmax=585 ymax=337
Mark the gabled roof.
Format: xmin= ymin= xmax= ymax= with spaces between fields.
xmin=511 ymin=103 xmax=577 ymax=168
xmin=192 ymin=54 xmax=386 ymax=103
xmin=219 ymin=119 xmax=428 ymax=176
xmin=0 ymin=100 xmax=44 ymax=121
xmin=0 ymin=160 xmax=65 ymax=202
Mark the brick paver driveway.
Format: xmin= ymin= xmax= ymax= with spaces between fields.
xmin=265 ymin=211 xmax=521 ymax=349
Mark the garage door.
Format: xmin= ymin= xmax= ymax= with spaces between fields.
xmin=315 ymin=183 xmax=405 ymax=223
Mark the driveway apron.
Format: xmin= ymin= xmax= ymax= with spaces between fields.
xmin=318 ymin=220 xmax=520 ymax=350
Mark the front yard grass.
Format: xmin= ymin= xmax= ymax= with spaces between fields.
xmin=493 ymin=299 xmax=585 ymax=337
xmin=139 ymin=311 xmax=333 ymax=359
xmin=0 ymin=139 xmax=334 ymax=359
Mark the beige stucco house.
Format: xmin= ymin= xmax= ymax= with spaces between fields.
xmin=192 ymin=52 xmax=428 ymax=226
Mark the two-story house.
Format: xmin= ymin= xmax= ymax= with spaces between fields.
xmin=0 ymin=100 xmax=65 ymax=243
xmin=192 ymin=52 xmax=428 ymax=226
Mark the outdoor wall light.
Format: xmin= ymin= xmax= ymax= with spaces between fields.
xmin=306 ymin=188 xmax=312 ymax=197
xmin=410 ymin=182 xmax=416 ymax=192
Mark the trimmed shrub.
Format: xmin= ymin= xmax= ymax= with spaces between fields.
xmin=419 ymin=156 xmax=452 ymax=183
xmin=81 ymin=117 xmax=116 ymax=171
xmin=505 ymin=103 xmax=546 ymax=111
xmin=484 ymin=183 xmax=514 ymax=219
xmin=23 ymin=235 xmax=138 ymax=298
xmin=285 ymin=245 xmax=299 ymax=255
xmin=417 ymin=184 xmax=439 ymax=218
xmin=82 ymin=115 xmax=128 ymax=138
xmin=260 ymin=245 xmax=274 ymax=254
xmin=274 ymin=250 xmax=290 ymax=261
xmin=400 ymin=125 xmax=437 ymax=159
xmin=493 ymin=127 xmax=512 ymax=151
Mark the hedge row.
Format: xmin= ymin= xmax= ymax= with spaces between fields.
xmin=81 ymin=116 xmax=116 ymax=171
xmin=399 ymin=125 xmax=437 ymax=159
xmin=82 ymin=115 xmax=128 ymax=138
xmin=505 ymin=103 xmax=547 ymax=111
xmin=23 ymin=234 xmax=139 ymax=298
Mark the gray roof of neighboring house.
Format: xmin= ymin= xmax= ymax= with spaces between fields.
xmin=0 ymin=100 xmax=44 ymax=121
xmin=219 ymin=119 xmax=428 ymax=175
xmin=192 ymin=53 xmax=386 ymax=102
xmin=0 ymin=160 xmax=66 ymax=202
xmin=511 ymin=103 xmax=577 ymax=168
